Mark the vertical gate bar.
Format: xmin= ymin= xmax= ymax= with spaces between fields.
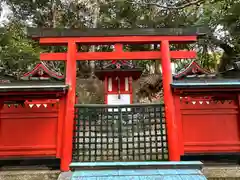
xmin=159 ymin=105 xmax=165 ymax=160
xmin=126 ymin=107 xmax=130 ymax=160
xmin=94 ymin=107 xmax=97 ymax=161
xmin=161 ymin=40 xmax=180 ymax=161
xmin=143 ymin=106 xmax=147 ymax=160
xmin=110 ymin=107 xmax=113 ymax=161
xmin=76 ymin=107 xmax=80 ymax=161
xmin=71 ymin=120 xmax=74 ymax=160
xmin=164 ymin=106 xmax=168 ymax=160
xmin=153 ymin=105 xmax=158 ymax=160
xmin=149 ymin=106 xmax=153 ymax=160
xmin=106 ymin=107 xmax=109 ymax=161
xmin=114 ymin=108 xmax=116 ymax=161
xmin=82 ymin=108 xmax=86 ymax=162
xmin=132 ymin=106 xmax=135 ymax=160
xmin=88 ymin=108 xmax=92 ymax=161
xmin=111 ymin=108 xmax=116 ymax=160
xmin=118 ymin=107 xmax=123 ymax=160
xmin=107 ymin=107 xmax=110 ymax=161
xmin=71 ymin=109 xmax=75 ymax=161
xmin=137 ymin=107 xmax=141 ymax=160
xmin=113 ymin=107 xmax=115 ymax=161
xmin=61 ymin=40 xmax=77 ymax=171
xmin=100 ymin=107 xmax=103 ymax=161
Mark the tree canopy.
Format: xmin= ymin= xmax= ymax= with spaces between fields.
xmin=0 ymin=0 xmax=240 ymax=75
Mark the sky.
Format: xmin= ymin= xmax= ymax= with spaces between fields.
xmin=0 ymin=2 xmax=10 ymax=26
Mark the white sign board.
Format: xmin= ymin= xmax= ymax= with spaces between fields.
xmin=107 ymin=94 xmax=130 ymax=105
xmin=107 ymin=94 xmax=131 ymax=112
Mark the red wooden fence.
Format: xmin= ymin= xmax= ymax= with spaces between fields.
xmin=0 ymin=100 xmax=60 ymax=158
xmin=174 ymin=93 xmax=240 ymax=155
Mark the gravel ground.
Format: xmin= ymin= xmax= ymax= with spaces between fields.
xmin=0 ymin=170 xmax=60 ymax=180
xmin=203 ymin=164 xmax=240 ymax=179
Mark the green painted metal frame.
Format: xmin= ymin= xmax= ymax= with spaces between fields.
xmin=73 ymin=104 xmax=168 ymax=162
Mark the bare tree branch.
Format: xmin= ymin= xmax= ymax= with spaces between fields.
xmin=127 ymin=0 xmax=206 ymax=9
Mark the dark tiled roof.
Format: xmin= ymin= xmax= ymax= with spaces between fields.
xmin=95 ymin=60 xmax=143 ymax=80
xmin=27 ymin=27 xmax=209 ymax=38
xmin=173 ymin=60 xmax=240 ymax=89
xmin=172 ymin=78 xmax=240 ymax=89
xmin=95 ymin=60 xmax=142 ymax=71
xmin=21 ymin=62 xmax=64 ymax=80
xmin=173 ymin=60 xmax=212 ymax=79
xmin=0 ymin=81 xmax=68 ymax=92
xmin=0 ymin=65 xmax=66 ymax=92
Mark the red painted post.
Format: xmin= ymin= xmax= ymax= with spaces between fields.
xmin=56 ymin=97 xmax=65 ymax=158
xmin=161 ymin=40 xmax=180 ymax=161
xmin=174 ymin=95 xmax=184 ymax=155
xmin=61 ymin=40 xmax=77 ymax=171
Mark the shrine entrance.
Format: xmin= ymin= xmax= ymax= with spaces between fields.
xmin=71 ymin=59 xmax=168 ymax=162
xmin=28 ymin=28 xmax=205 ymax=171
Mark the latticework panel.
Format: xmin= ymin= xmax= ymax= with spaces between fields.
xmin=73 ymin=104 xmax=168 ymax=162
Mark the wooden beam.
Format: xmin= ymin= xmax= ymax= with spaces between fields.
xmin=40 ymin=50 xmax=196 ymax=61
xmin=28 ymin=27 xmax=208 ymax=38
xmin=39 ymin=36 xmax=197 ymax=44
xmin=40 ymin=53 xmax=66 ymax=60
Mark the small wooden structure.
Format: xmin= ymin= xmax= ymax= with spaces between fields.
xmin=95 ymin=60 xmax=142 ymax=104
xmin=173 ymin=60 xmax=240 ymax=156
xmin=0 ymin=62 xmax=67 ymax=159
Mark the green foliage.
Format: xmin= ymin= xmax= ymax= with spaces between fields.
xmin=0 ymin=20 xmax=41 ymax=75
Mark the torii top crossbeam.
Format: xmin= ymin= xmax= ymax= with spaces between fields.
xmin=29 ymin=27 xmax=207 ymax=38
xmin=28 ymin=27 xmax=207 ymax=61
xmin=28 ymin=27 xmax=208 ymax=172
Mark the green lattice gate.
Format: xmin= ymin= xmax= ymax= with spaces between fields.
xmin=72 ymin=104 xmax=168 ymax=162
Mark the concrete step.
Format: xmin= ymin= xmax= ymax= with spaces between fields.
xmin=68 ymin=161 xmax=207 ymax=180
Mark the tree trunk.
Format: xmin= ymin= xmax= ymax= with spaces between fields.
xmin=208 ymin=34 xmax=236 ymax=72
xmin=89 ymin=0 xmax=100 ymax=77
xmin=154 ymin=44 xmax=162 ymax=74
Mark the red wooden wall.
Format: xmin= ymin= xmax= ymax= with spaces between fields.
xmin=0 ymin=101 xmax=59 ymax=158
xmin=174 ymin=93 xmax=240 ymax=155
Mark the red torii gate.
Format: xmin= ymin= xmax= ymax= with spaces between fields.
xmin=28 ymin=28 xmax=206 ymax=171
